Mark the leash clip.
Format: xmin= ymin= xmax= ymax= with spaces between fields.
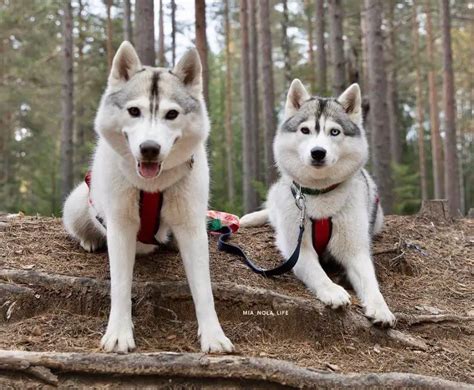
xmin=294 ymin=185 xmax=306 ymax=228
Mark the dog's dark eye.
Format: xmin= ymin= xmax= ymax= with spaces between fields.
xmin=330 ymin=128 xmax=341 ymax=136
xmin=165 ymin=109 xmax=179 ymax=120
xmin=127 ymin=107 xmax=141 ymax=117
xmin=300 ymin=127 xmax=310 ymax=135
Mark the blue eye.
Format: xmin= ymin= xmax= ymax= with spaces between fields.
xmin=330 ymin=128 xmax=341 ymax=136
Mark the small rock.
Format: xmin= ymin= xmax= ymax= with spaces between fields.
xmin=259 ymin=352 xmax=268 ymax=357
xmin=21 ymin=264 xmax=35 ymax=270
xmin=374 ymin=344 xmax=381 ymax=354
xmin=166 ymin=335 xmax=176 ymax=340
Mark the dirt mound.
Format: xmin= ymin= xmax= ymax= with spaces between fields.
xmin=0 ymin=213 xmax=472 ymax=388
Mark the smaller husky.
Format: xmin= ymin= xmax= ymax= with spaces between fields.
xmin=63 ymin=42 xmax=234 ymax=353
xmin=241 ymin=80 xmax=395 ymax=326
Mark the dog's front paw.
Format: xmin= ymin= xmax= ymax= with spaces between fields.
xmin=199 ymin=327 xmax=234 ymax=353
xmin=101 ymin=321 xmax=136 ymax=353
xmin=316 ymin=282 xmax=351 ymax=309
xmin=365 ymin=300 xmax=396 ymax=327
xmin=80 ymin=238 xmax=104 ymax=253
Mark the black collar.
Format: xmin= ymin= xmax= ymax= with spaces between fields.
xmin=291 ymin=181 xmax=340 ymax=197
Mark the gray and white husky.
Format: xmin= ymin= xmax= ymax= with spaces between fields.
xmin=63 ymin=42 xmax=234 ymax=353
xmin=241 ymin=80 xmax=396 ymax=326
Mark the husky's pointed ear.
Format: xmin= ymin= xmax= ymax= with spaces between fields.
xmin=338 ymin=83 xmax=362 ymax=124
xmin=109 ymin=41 xmax=142 ymax=86
xmin=173 ymin=48 xmax=202 ymax=94
xmin=285 ymin=79 xmax=311 ymax=117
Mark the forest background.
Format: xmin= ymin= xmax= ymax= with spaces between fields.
xmin=0 ymin=0 xmax=472 ymax=217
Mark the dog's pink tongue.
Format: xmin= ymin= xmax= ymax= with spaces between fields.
xmin=139 ymin=162 xmax=160 ymax=178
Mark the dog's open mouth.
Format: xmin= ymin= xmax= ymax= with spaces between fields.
xmin=137 ymin=161 xmax=162 ymax=178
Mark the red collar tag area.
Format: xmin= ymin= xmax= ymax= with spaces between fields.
xmin=84 ymin=171 xmax=163 ymax=245
xmin=311 ymin=218 xmax=332 ymax=257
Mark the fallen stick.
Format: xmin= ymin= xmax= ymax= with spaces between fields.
xmin=0 ymin=350 xmax=471 ymax=389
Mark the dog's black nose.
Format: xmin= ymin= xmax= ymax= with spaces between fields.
xmin=311 ymin=147 xmax=326 ymax=162
xmin=140 ymin=141 xmax=161 ymax=160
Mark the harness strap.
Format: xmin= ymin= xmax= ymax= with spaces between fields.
xmin=84 ymin=171 xmax=162 ymax=245
xmin=217 ymin=224 xmax=305 ymax=277
xmin=312 ymin=217 xmax=332 ymax=257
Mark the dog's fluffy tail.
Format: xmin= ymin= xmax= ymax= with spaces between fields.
xmin=240 ymin=209 xmax=269 ymax=227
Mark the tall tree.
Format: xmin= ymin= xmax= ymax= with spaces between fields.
xmin=74 ymin=0 xmax=87 ymax=181
xmin=195 ymin=0 xmax=209 ymax=107
xmin=386 ymin=0 xmax=401 ymax=165
xmin=315 ymin=0 xmax=327 ymax=94
xmin=364 ymin=0 xmax=393 ymax=212
xmin=439 ymin=0 xmax=461 ymax=215
xmin=240 ymin=0 xmax=258 ymax=212
xmin=123 ymin=0 xmax=133 ymax=43
xmin=360 ymin=4 xmax=369 ymax=93
xmin=305 ymin=0 xmax=316 ymax=92
xmin=248 ymin=0 xmax=260 ymax=183
xmin=412 ymin=6 xmax=428 ymax=201
xmin=281 ymin=0 xmax=292 ymax=85
xmin=171 ymin=0 xmax=177 ymax=67
xmin=258 ymin=0 xmax=277 ymax=185
xmin=105 ymin=0 xmax=114 ymax=70
xmin=60 ymin=0 xmax=74 ymax=201
xmin=224 ymin=0 xmax=234 ymax=201
xmin=328 ymin=0 xmax=345 ymax=95
xmin=158 ymin=0 xmax=166 ymax=66
xmin=134 ymin=0 xmax=155 ymax=66
xmin=425 ymin=1 xmax=444 ymax=199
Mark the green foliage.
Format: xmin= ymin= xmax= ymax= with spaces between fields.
xmin=392 ymin=163 xmax=421 ymax=215
xmin=0 ymin=0 xmax=472 ymax=217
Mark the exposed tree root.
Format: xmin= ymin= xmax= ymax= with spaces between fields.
xmin=0 ymin=269 xmax=434 ymax=351
xmin=0 ymin=350 xmax=471 ymax=389
xmin=396 ymin=313 xmax=474 ymax=326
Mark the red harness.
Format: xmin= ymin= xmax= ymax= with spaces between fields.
xmin=311 ymin=218 xmax=333 ymax=257
xmin=309 ymin=196 xmax=379 ymax=258
xmin=84 ymin=172 xmax=163 ymax=245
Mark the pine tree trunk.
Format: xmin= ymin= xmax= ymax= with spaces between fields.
xmin=315 ymin=0 xmax=327 ymax=94
xmin=195 ymin=0 xmax=209 ymax=108
xmin=364 ymin=0 xmax=393 ymax=213
xmin=158 ymin=0 xmax=166 ymax=67
xmin=281 ymin=0 xmax=292 ymax=86
xmin=412 ymin=6 xmax=428 ymax=201
xmin=258 ymin=0 xmax=277 ymax=185
xmin=248 ymin=0 xmax=260 ymax=184
xmin=305 ymin=0 xmax=316 ymax=92
xmin=171 ymin=0 xmax=177 ymax=67
xmin=386 ymin=0 xmax=401 ymax=165
xmin=240 ymin=0 xmax=258 ymax=212
xmin=224 ymin=0 xmax=234 ymax=202
xmin=74 ymin=0 xmax=86 ymax=182
xmin=60 ymin=0 xmax=74 ymax=202
xmin=328 ymin=0 xmax=345 ymax=95
xmin=123 ymin=0 xmax=133 ymax=43
xmin=106 ymin=0 xmax=114 ymax=70
xmin=439 ymin=0 xmax=461 ymax=216
xmin=425 ymin=1 xmax=444 ymax=199
xmin=134 ymin=0 xmax=155 ymax=66
xmin=360 ymin=3 xmax=372 ymax=156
